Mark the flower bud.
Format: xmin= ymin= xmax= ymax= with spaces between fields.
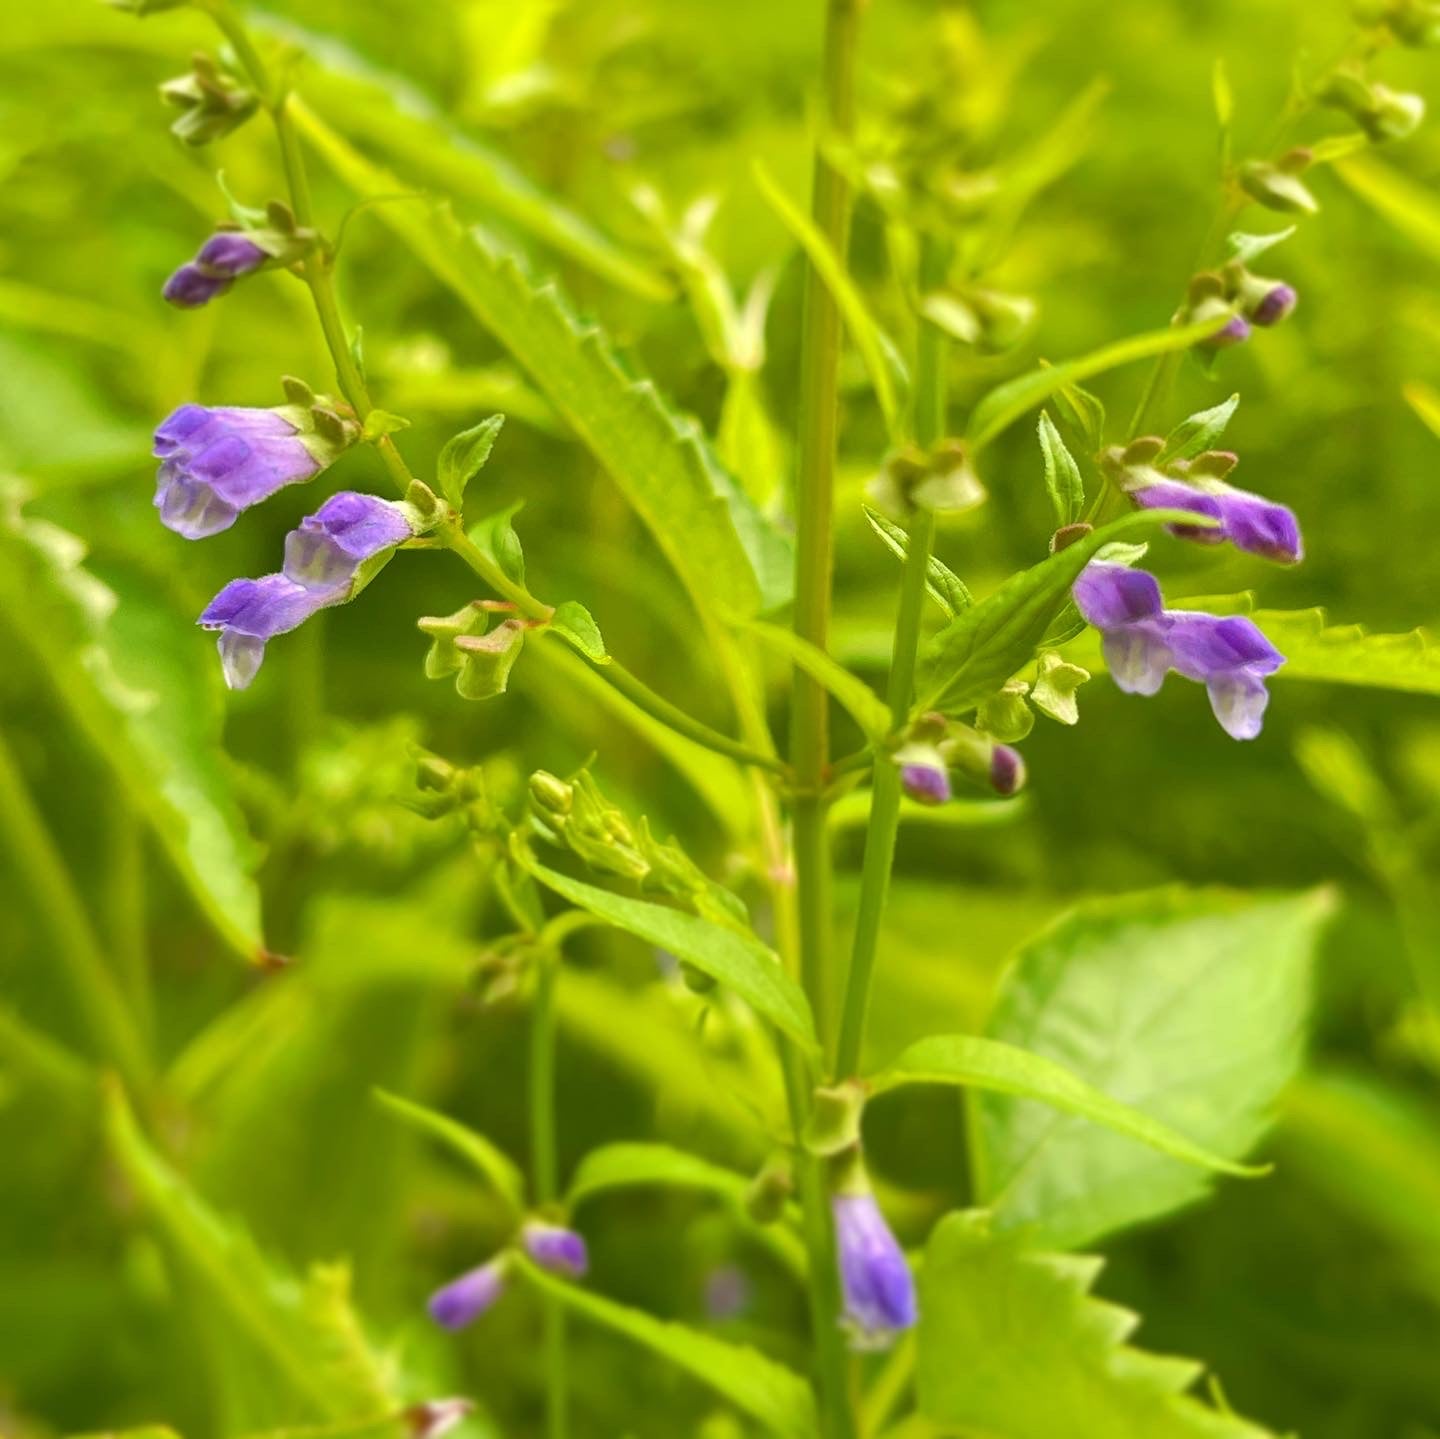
xmin=159 ymin=55 xmax=258 ymax=146
xmin=830 ymin=1162 xmax=916 ymax=1351
xmin=529 ymin=769 xmax=574 ymax=816
xmin=1321 ymin=71 xmax=1426 ymax=141
xmin=1382 ymin=0 xmax=1440 ymax=45
xmin=1226 ymin=264 xmax=1298 ymax=327
xmin=428 ymin=1256 xmax=508 ymax=1330
xmin=1239 ymin=156 xmax=1319 ymax=216
xmin=867 ymin=438 xmax=985 ymax=517
xmin=976 ymin=681 xmax=1034 ymax=743
xmin=521 ymin=1221 xmax=589 ymax=1278
xmin=989 ymin=744 xmax=1026 ymax=797
xmin=939 ymin=724 xmax=1027 ymax=797
xmin=892 ymin=741 xmax=951 ymax=806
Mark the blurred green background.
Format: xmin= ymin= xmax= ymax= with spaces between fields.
xmin=3 ymin=1 xmax=1440 ymax=1436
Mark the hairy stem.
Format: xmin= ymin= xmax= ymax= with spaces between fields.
xmin=0 ymin=734 xmax=150 ymax=1092
xmin=833 ymin=237 xmax=948 ymax=1082
xmin=788 ymin=1 xmax=863 ymax=1434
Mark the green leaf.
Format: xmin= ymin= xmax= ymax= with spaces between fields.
xmin=547 ymin=600 xmax=608 ymax=663
xmin=567 ymin=1141 xmax=805 ymax=1272
xmin=1405 ymin=379 xmax=1440 ymax=440
xmin=966 ymin=316 xmax=1230 ymax=452
xmin=1038 ymin=412 xmax=1084 ymax=526
xmin=359 ymin=408 xmax=410 ymax=442
xmin=872 ymin=1033 xmax=1260 ymax=1179
xmin=468 ymin=501 xmax=526 ymax=587
xmin=916 ymin=510 xmax=1204 ymax=715
xmin=752 ymin=160 xmax=904 ymax=437
xmin=437 ymin=412 xmax=504 ymax=509
xmin=372 ymin=1087 xmax=526 ymax=1216
xmin=744 ymin=619 xmax=892 ymax=740
xmin=517 ymin=1256 xmax=817 ymax=1437
xmin=1160 ymin=393 xmax=1239 ymax=463
xmin=862 ymin=505 xmax=973 ymax=617
xmin=973 ymin=888 xmax=1332 ymax=1249
xmin=1226 ymin=227 xmax=1295 ymax=266
xmin=296 ymin=104 xmax=790 ymax=618
xmin=513 ymin=846 xmax=817 ymax=1053
xmin=1049 ymin=370 xmax=1108 ymax=453
xmin=103 ymin=1084 xmax=396 ymax=1424
xmin=0 ymin=487 xmax=262 ymax=959
xmin=917 ymin=1211 xmax=1274 ymax=1438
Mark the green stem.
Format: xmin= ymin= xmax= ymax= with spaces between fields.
xmin=787 ymin=2 xmax=862 ymax=1435
xmin=531 ymin=945 xmax=567 ymax=1439
xmin=0 ymin=733 xmax=150 ymax=1092
xmin=833 ymin=235 xmax=947 ymax=1083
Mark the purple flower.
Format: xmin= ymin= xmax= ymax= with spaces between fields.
xmin=1206 ymin=313 xmax=1251 ymax=348
xmin=163 ymin=232 xmax=267 ymax=309
xmin=832 ymin=1192 xmax=916 ymax=1350
xmin=428 ymin=1257 xmax=507 ymax=1330
xmin=1166 ymin=612 xmax=1285 ymax=740
xmin=1072 ymin=562 xmax=1173 ymax=696
xmin=154 ymin=404 xmax=322 ymax=538
xmin=989 ymin=744 xmax=1026 ymax=796
xmin=1251 ymin=282 xmax=1297 ymax=327
xmin=521 ymin=1220 xmax=589 ymax=1278
xmin=1072 ymin=562 xmax=1287 ymax=739
xmin=199 ymin=491 xmax=413 ymax=689
xmin=284 ymin=491 xmax=414 ymax=588
xmin=1130 ymin=478 xmax=1302 ymax=564
xmin=900 ymin=760 xmax=951 ymax=806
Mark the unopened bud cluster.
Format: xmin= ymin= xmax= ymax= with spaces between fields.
xmin=868 ymin=437 xmax=985 ymax=517
xmin=159 ymin=53 xmax=258 ymax=146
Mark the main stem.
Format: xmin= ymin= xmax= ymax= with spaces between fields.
xmin=787 ymin=3 xmax=862 ymax=1437
xmin=833 ymin=237 xmax=947 ymax=1082
xmin=530 ymin=947 xmax=567 ymax=1439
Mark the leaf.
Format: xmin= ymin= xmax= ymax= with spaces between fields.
xmin=966 ymin=317 xmax=1230 ymax=452
xmin=103 ymin=1084 xmax=396 ymax=1424
xmin=1225 ymin=227 xmax=1296 ymax=266
xmin=295 ymin=103 xmax=790 ymax=617
xmin=513 ymin=846 xmax=817 ymax=1053
xmin=917 ymin=1211 xmax=1274 ymax=1438
xmin=744 ymin=619 xmax=892 ymax=740
xmin=872 ymin=1033 xmax=1260 ymax=1178
xmin=1037 ymin=412 xmax=1084 ymax=526
xmin=468 ymin=501 xmax=526 ymax=587
xmin=372 ymin=1087 xmax=526 ymax=1216
xmin=828 ymin=789 xmax=1025 ymax=832
xmin=862 ymin=505 xmax=973 ymax=617
xmin=547 ymin=600 xmax=608 ymax=662
xmin=359 ymin=408 xmax=410 ymax=442
xmin=1048 ymin=370 xmax=1107 ymax=453
xmin=1211 ymin=58 xmax=1233 ymax=130
xmin=518 ymin=1256 xmax=817 ymax=1437
xmin=972 ymin=888 xmax=1332 ymax=1249
xmin=0 ymin=486 xmax=262 ymax=959
xmin=566 ymin=1141 xmax=805 ymax=1271
xmin=1159 ymin=393 xmax=1239 ymax=463
xmin=916 ymin=510 xmax=1204 ymax=715
xmin=1404 ymin=379 xmax=1440 ymax=439
xmin=752 ymin=160 xmax=904 ymax=437
xmin=437 ymin=412 xmax=504 ymax=508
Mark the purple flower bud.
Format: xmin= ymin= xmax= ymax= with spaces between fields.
xmin=283 ymin=491 xmax=414 ymax=588
xmin=428 ymin=1258 xmax=507 ymax=1330
xmin=154 ymin=404 xmax=322 ymax=538
xmin=1166 ymin=612 xmax=1285 ymax=740
xmin=989 ymin=744 xmax=1026 ymax=796
xmin=1251 ymin=282 xmax=1297 ymax=327
xmin=521 ymin=1221 xmax=589 ymax=1278
xmin=1207 ymin=313 xmax=1252 ymax=348
xmin=163 ymin=233 xmax=267 ymax=310
xmin=832 ymin=1192 xmax=916 ymax=1350
xmin=900 ymin=761 xmax=951 ymax=806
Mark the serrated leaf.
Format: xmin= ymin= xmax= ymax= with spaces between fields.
xmin=468 ymin=501 xmax=526 ymax=587
xmin=917 ymin=1211 xmax=1274 ymax=1438
xmin=0 ymin=487 xmax=262 ymax=960
xmin=744 ymin=619 xmax=892 ymax=740
xmin=753 ymin=160 xmax=905 ymax=437
xmin=966 ymin=317 xmax=1230 ymax=452
xmin=566 ymin=1141 xmax=804 ymax=1272
xmin=103 ymin=1084 xmax=396 ymax=1424
xmin=372 ymin=1087 xmax=526 ymax=1216
xmin=974 ymin=888 xmax=1332 ymax=1249
xmin=1160 ymin=393 xmax=1239 ymax=463
xmin=862 ymin=505 xmax=973 ymax=617
xmin=1225 ymin=227 xmax=1296 ymax=266
xmin=513 ymin=846 xmax=817 ymax=1053
xmin=437 ymin=413 xmax=504 ymax=508
xmin=296 ymin=104 xmax=790 ymax=617
xmin=1037 ymin=412 xmax=1084 ymax=525
xmin=547 ymin=600 xmax=608 ymax=663
xmin=916 ymin=510 xmax=1205 ymax=716
xmin=518 ymin=1255 xmax=816 ymax=1436
xmin=870 ymin=1033 xmax=1261 ymax=1179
